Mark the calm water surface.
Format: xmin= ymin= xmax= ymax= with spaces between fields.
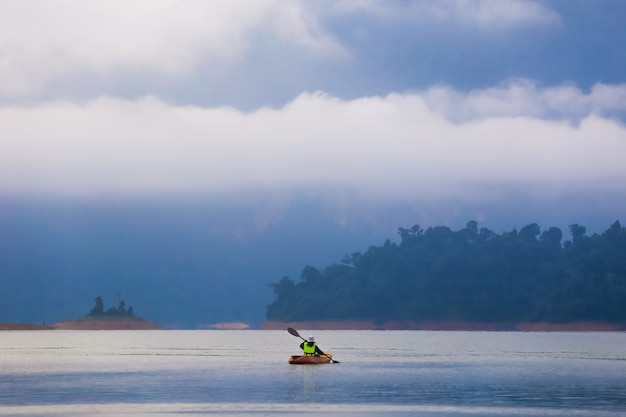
xmin=0 ymin=330 xmax=625 ymax=416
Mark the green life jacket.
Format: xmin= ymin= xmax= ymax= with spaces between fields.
xmin=303 ymin=342 xmax=317 ymax=356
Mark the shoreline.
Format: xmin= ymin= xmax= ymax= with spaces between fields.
xmin=3 ymin=320 xmax=625 ymax=331
xmin=0 ymin=319 xmax=162 ymax=331
xmin=260 ymin=320 xmax=626 ymax=332
xmin=0 ymin=323 xmax=55 ymax=331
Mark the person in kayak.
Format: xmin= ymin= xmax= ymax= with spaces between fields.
xmin=300 ymin=335 xmax=325 ymax=356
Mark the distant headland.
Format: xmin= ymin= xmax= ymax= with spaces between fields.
xmin=0 ymin=296 xmax=255 ymax=330
xmin=265 ymin=221 xmax=626 ymax=328
xmin=50 ymin=296 xmax=162 ymax=330
xmin=0 ymin=296 xmax=162 ymax=331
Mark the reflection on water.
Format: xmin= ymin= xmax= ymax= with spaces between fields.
xmin=1 ymin=330 xmax=625 ymax=416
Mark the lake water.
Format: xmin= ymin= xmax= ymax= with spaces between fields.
xmin=0 ymin=330 xmax=625 ymax=416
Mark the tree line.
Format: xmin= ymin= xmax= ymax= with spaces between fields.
xmin=266 ymin=221 xmax=626 ymax=323
xmin=87 ymin=296 xmax=134 ymax=318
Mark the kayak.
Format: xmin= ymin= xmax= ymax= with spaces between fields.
xmin=288 ymin=353 xmax=333 ymax=364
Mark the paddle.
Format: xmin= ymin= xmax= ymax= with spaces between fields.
xmin=287 ymin=327 xmax=339 ymax=363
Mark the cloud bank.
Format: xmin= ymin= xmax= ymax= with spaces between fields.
xmin=2 ymin=81 xmax=624 ymax=202
xmin=0 ymin=0 xmax=342 ymax=98
xmin=1 ymin=0 xmax=624 ymax=221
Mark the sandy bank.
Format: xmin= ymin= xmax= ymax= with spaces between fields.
xmin=261 ymin=320 xmax=626 ymax=331
xmin=51 ymin=319 xmax=161 ymax=330
xmin=198 ymin=321 xmax=251 ymax=330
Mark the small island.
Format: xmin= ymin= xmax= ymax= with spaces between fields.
xmin=52 ymin=296 xmax=161 ymax=330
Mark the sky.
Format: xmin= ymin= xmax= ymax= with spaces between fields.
xmin=1 ymin=0 xmax=626 ymax=325
xmin=1 ymin=0 xmax=625 ymax=204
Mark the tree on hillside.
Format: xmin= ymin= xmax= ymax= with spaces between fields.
xmin=90 ymin=296 xmax=104 ymax=316
xmin=87 ymin=296 xmax=135 ymax=318
xmin=266 ymin=220 xmax=626 ymax=324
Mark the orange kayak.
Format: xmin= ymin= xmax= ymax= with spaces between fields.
xmin=288 ymin=353 xmax=333 ymax=364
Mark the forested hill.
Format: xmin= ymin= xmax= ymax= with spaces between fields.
xmin=266 ymin=221 xmax=626 ymax=323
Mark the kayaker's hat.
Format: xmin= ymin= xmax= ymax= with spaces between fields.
xmin=307 ymin=336 xmax=315 ymax=342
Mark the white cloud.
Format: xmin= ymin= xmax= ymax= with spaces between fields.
xmin=0 ymin=0 xmax=343 ymax=97
xmin=332 ymin=0 xmax=560 ymax=28
xmin=1 ymin=83 xmax=625 ymax=201
xmin=421 ymin=80 xmax=626 ymax=122
xmin=0 ymin=0 xmax=564 ymax=100
xmin=445 ymin=0 xmax=560 ymax=28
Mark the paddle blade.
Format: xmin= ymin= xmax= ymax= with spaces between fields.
xmin=287 ymin=327 xmax=301 ymax=338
